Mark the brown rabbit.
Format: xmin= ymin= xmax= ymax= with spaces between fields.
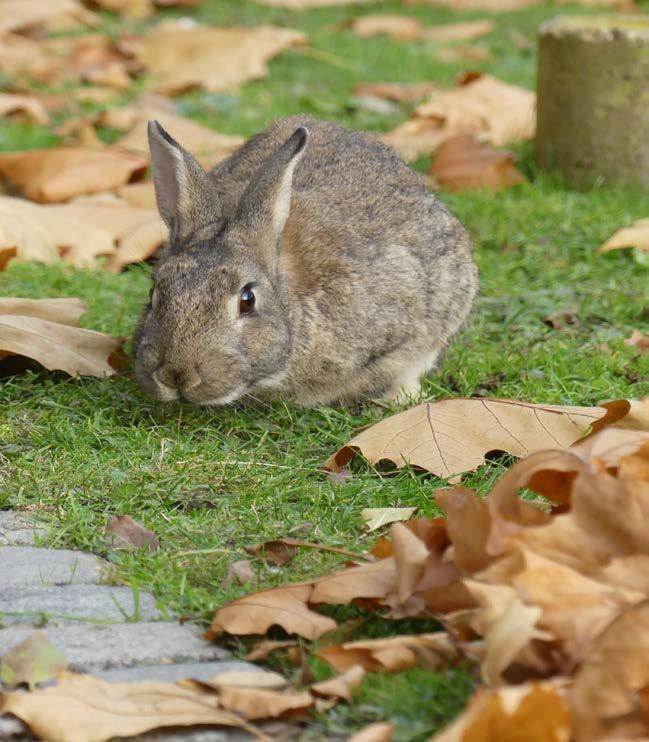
xmin=134 ymin=116 xmax=478 ymax=406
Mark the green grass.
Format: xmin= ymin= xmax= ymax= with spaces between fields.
xmin=1 ymin=0 xmax=648 ymax=738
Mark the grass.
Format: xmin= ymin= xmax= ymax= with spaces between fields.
xmin=1 ymin=0 xmax=648 ymax=738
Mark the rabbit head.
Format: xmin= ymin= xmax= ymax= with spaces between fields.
xmin=133 ymin=121 xmax=308 ymax=405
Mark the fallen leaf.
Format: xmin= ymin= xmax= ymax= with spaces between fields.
xmin=104 ymin=515 xmax=159 ymax=552
xmin=0 ymin=248 xmax=17 ymax=272
xmin=404 ymin=0 xmax=538 ymax=10
xmin=598 ymin=218 xmax=649 ymax=255
xmin=208 ymin=584 xmax=337 ymax=641
xmin=246 ymin=538 xmax=368 ymax=566
xmin=435 ymin=46 xmax=492 ymax=63
xmin=625 ymin=329 xmax=649 ymax=354
xmin=245 ymin=640 xmax=298 ymax=662
xmin=0 ymin=631 xmax=67 ymax=689
xmin=116 ymin=182 xmax=157 ymax=210
xmin=543 ymin=308 xmax=579 ymax=331
xmin=223 ymin=559 xmax=256 ymax=589
xmin=0 ymin=34 xmax=54 ymax=84
xmin=352 ymin=15 xmax=494 ymax=43
xmin=571 ymin=601 xmax=649 ymax=741
xmin=310 ymin=665 xmax=365 ymax=702
xmin=0 ymin=671 xmax=248 ymax=742
xmin=348 ymin=722 xmax=394 ymax=742
xmin=0 ymin=94 xmax=49 ymax=125
xmin=0 ymin=148 xmax=147 ymax=204
xmin=322 ymin=398 xmax=625 ymax=481
xmin=137 ymin=21 xmax=307 ymax=94
xmin=430 ymin=135 xmax=526 ymax=191
xmin=0 ymin=297 xmax=86 ymax=326
xmin=352 ymin=81 xmax=441 ymax=103
xmin=318 ymin=633 xmax=459 ymax=673
xmin=256 ymin=0 xmax=379 ymax=6
xmin=87 ymin=0 xmax=153 ymax=18
xmin=0 ymin=0 xmax=98 ymax=34
xmin=0 ymin=308 xmax=124 ymax=378
xmin=361 ymin=507 xmax=418 ymax=532
xmin=216 ymin=686 xmax=313 ymax=720
xmin=383 ymin=73 xmax=535 ymax=162
xmin=206 ymin=670 xmax=287 ymax=690
xmin=431 ymin=682 xmax=572 ymax=742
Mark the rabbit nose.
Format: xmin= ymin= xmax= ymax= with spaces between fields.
xmin=154 ymin=364 xmax=201 ymax=392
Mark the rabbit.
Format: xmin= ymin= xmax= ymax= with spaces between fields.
xmin=133 ymin=115 xmax=478 ymax=407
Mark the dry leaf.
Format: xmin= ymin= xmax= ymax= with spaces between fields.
xmin=598 ymin=218 xmax=649 ymax=254
xmin=208 ymin=584 xmax=337 ymax=641
xmin=256 ymin=0 xmax=379 ymax=6
xmin=0 ymin=297 xmax=86 ymax=326
xmin=245 ymin=640 xmax=298 ymax=662
xmin=435 ymin=46 xmax=492 ymax=64
xmin=310 ymin=665 xmax=365 ymax=702
xmin=431 ymin=682 xmax=571 ymax=742
xmin=348 ymin=723 xmax=393 ymax=742
xmin=88 ymin=0 xmax=153 ymax=18
xmin=0 ymin=247 xmax=17 ymax=271
xmin=116 ymin=182 xmax=157 ymax=209
xmin=383 ymin=73 xmax=535 ymax=162
xmin=0 ymin=631 xmax=67 ymax=689
xmin=104 ymin=514 xmax=159 ymax=552
xmin=318 ymin=633 xmax=459 ymax=673
xmin=404 ymin=0 xmax=538 ymax=10
xmin=137 ymin=21 xmax=307 ymax=94
xmin=223 ymin=560 xmax=256 ymax=589
xmin=0 ymin=671 xmax=247 ymax=742
xmin=571 ymin=601 xmax=649 ymax=741
xmin=0 ymin=315 xmax=124 ymax=377
xmin=0 ymin=94 xmax=49 ymax=125
xmin=625 ymin=329 xmax=649 ymax=354
xmin=351 ymin=15 xmax=493 ymax=43
xmin=0 ymin=148 xmax=147 ymax=204
xmin=205 ymin=670 xmax=287 ymax=690
xmin=361 ymin=508 xmax=418 ymax=532
xmin=322 ymin=398 xmax=625 ymax=481
xmin=0 ymin=0 xmax=98 ymax=34
xmin=216 ymin=686 xmax=313 ymax=720
xmin=352 ymin=81 xmax=441 ymax=103
xmin=430 ymin=135 xmax=526 ymax=191
xmin=247 ymin=538 xmax=366 ymax=566
xmin=0 ymin=34 xmax=54 ymax=83
xmin=110 ymin=106 xmax=243 ymax=163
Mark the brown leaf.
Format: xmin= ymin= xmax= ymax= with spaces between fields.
xmin=0 ymin=308 xmax=124 ymax=378
xmin=322 ymin=398 xmax=622 ymax=481
xmin=0 ymin=671 xmax=248 ymax=742
xmin=0 ymin=0 xmax=99 ymax=34
xmin=0 ymin=247 xmax=17 ymax=272
xmin=434 ymin=45 xmax=492 ymax=64
xmin=352 ymin=81 xmax=441 ymax=103
xmin=361 ymin=507 xmax=418 ymax=531
xmin=318 ymin=633 xmax=459 ymax=673
xmin=87 ymin=0 xmax=153 ymax=18
xmin=430 ymin=135 xmax=526 ymax=192
xmin=245 ymin=640 xmax=298 ymax=662
xmin=216 ymin=686 xmax=313 ymax=720
xmin=0 ymin=297 xmax=86 ymax=326
xmin=255 ymin=0 xmax=379 ymax=6
xmin=223 ymin=559 xmax=256 ymax=589
xmin=348 ymin=722 xmax=393 ymax=742
xmin=543 ymin=308 xmax=579 ymax=331
xmin=104 ymin=515 xmax=159 ymax=552
xmin=0 ymin=148 xmax=147 ymax=204
xmin=310 ymin=665 xmax=365 ymax=702
xmin=431 ymin=682 xmax=571 ymax=742
xmin=0 ymin=631 xmax=67 ymax=689
xmin=571 ymin=601 xmax=649 ymax=741
xmin=383 ymin=73 xmax=535 ymax=162
xmin=351 ymin=15 xmax=493 ymax=43
xmin=405 ymin=0 xmax=538 ymax=10
xmin=201 ymin=670 xmax=287 ymax=690
xmin=598 ymin=218 xmax=649 ymax=254
xmin=0 ymin=94 xmax=49 ymax=125
xmin=247 ymin=538 xmax=368 ymax=566
xmin=625 ymin=329 xmax=649 ymax=354
xmin=137 ymin=21 xmax=307 ymax=95
xmin=208 ymin=584 xmax=337 ymax=641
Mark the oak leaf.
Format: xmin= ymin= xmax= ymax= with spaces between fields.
xmin=322 ymin=398 xmax=627 ymax=481
xmin=137 ymin=21 xmax=307 ymax=94
xmin=430 ymin=135 xmax=526 ymax=191
xmin=310 ymin=665 xmax=365 ymax=702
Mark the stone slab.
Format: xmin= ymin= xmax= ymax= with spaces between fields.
xmin=0 ymin=585 xmax=159 ymax=626
xmin=0 ymin=512 xmax=45 ymax=547
xmin=0 ymin=547 xmax=102 ymax=588
xmin=94 ymin=660 xmax=263 ymax=683
xmin=0 ymin=623 xmax=230 ymax=672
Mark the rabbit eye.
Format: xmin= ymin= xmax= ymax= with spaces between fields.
xmin=239 ymin=286 xmax=256 ymax=315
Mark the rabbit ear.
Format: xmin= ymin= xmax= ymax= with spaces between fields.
xmin=233 ymin=126 xmax=308 ymax=263
xmin=148 ymin=120 xmax=222 ymax=242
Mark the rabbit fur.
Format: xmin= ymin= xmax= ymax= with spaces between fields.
xmin=134 ymin=116 xmax=478 ymax=407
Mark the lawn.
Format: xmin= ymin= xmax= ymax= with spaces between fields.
xmin=1 ymin=0 xmax=648 ymax=738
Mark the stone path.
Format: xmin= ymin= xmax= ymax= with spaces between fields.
xmin=0 ymin=510 xmax=260 ymax=741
